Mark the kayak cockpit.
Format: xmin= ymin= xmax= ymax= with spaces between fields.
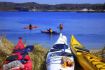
xmin=49 ymin=52 xmax=73 ymax=57
xmin=50 ymin=44 xmax=69 ymax=52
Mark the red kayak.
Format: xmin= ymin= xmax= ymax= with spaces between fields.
xmin=3 ymin=38 xmax=32 ymax=70
xmin=24 ymin=24 xmax=38 ymax=30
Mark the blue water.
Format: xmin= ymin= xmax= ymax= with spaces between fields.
xmin=0 ymin=12 xmax=105 ymax=49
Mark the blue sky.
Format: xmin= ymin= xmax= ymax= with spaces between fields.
xmin=0 ymin=0 xmax=105 ymax=4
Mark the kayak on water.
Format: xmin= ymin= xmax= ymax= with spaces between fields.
xmin=46 ymin=33 xmax=75 ymax=70
xmin=3 ymin=38 xmax=33 ymax=70
xmin=24 ymin=24 xmax=38 ymax=30
xmin=41 ymin=30 xmax=59 ymax=35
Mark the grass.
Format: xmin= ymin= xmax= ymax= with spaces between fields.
xmin=30 ymin=44 xmax=48 ymax=70
xmin=0 ymin=36 xmax=14 ymax=54
xmin=0 ymin=37 xmax=14 ymax=68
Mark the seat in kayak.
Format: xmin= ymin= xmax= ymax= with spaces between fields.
xmin=53 ymin=44 xmax=68 ymax=50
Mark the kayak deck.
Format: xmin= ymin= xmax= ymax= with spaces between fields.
xmin=70 ymin=35 xmax=105 ymax=70
xmin=46 ymin=34 xmax=75 ymax=70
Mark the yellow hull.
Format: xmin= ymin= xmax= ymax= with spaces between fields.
xmin=70 ymin=35 xmax=105 ymax=70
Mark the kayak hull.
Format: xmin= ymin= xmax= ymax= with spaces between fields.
xmin=46 ymin=51 xmax=75 ymax=70
xmin=46 ymin=33 xmax=75 ymax=70
xmin=47 ymin=62 xmax=74 ymax=70
xmin=41 ymin=31 xmax=59 ymax=35
xmin=70 ymin=35 xmax=105 ymax=70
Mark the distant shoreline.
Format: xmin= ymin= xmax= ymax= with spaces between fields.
xmin=0 ymin=10 xmax=105 ymax=13
xmin=0 ymin=2 xmax=105 ymax=12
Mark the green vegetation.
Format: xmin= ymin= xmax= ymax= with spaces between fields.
xmin=0 ymin=37 xmax=14 ymax=54
xmin=30 ymin=44 xmax=48 ymax=70
xmin=0 ymin=37 xmax=14 ymax=68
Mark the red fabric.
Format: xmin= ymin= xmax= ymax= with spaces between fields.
xmin=24 ymin=55 xmax=30 ymax=60
xmin=24 ymin=60 xmax=32 ymax=70
xmin=3 ymin=38 xmax=32 ymax=70
xmin=4 ymin=54 xmax=32 ymax=70
xmin=11 ymin=53 xmax=32 ymax=69
xmin=14 ymin=38 xmax=24 ymax=50
xmin=12 ymin=53 xmax=30 ymax=61
xmin=11 ymin=52 xmax=22 ymax=60
xmin=15 ymin=53 xmax=30 ymax=60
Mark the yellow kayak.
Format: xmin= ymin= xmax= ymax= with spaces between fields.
xmin=70 ymin=35 xmax=105 ymax=70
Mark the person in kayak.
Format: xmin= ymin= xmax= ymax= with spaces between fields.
xmin=29 ymin=24 xmax=32 ymax=30
xmin=58 ymin=24 xmax=63 ymax=32
xmin=48 ymin=28 xmax=53 ymax=33
xmin=24 ymin=24 xmax=38 ymax=30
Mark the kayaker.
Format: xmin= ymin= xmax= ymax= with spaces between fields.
xmin=59 ymin=24 xmax=63 ymax=31
xmin=24 ymin=24 xmax=38 ymax=30
xmin=29 ymin=24 xmax=32 ymax=30
xmin=48 ymin=28 xmax=53 ymax=33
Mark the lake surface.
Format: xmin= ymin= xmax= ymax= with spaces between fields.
xmin=0 ymin=12 xmax=105 ymax=49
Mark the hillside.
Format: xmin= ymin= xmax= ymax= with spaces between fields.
xmin=0 ymin=2 xmax=105 ymax=11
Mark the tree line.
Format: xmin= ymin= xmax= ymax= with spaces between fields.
xmin=0 ymin=2 xmax=105 ymax=11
